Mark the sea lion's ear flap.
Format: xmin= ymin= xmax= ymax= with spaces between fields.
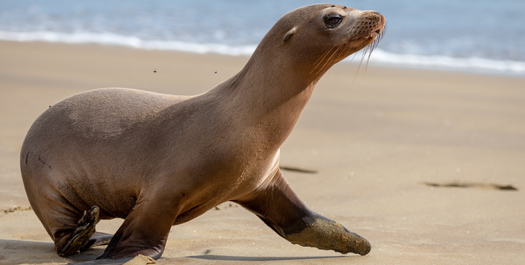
xmin=283 ymin=27 xmax=297 ymax=42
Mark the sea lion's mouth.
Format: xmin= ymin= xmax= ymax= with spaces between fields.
xmin=365 ymin=28 xmax=382 ymax=40
xmin=365 ymin=31 xmax=378 ymax=40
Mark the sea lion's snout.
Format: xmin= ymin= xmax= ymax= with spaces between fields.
xmin=353 ymin=10 xmax=385 ymax=41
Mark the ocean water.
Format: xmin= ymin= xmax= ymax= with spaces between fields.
xmin=1 ymin=0 xmax=524 ymax=75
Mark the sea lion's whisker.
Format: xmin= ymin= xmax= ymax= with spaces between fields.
xmin=311 ymin=47 xmax=335 ymax=74
xmin=312 ymin=45 xmax=339 ymax=75
xmin=356 ymin=23 xmax=386 ymax=76
xmin=317 ymin=44 xmax=345 ymax=75
xmin=353 ymin=49 xmax=367 ymax=79
xmin=311 ymin=45 xmax=339 ymax=74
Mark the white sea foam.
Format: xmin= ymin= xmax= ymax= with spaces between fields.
xmin=2 ymin=31 xmax=525 ymax=75
xmin=0 ymin=31 xmax=257 ymax=55
xmin=366 ymin=50 xmax=525 ymax=75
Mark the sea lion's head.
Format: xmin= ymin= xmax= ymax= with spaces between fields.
xmin=252 ymin=4 xmax=385 ymax=78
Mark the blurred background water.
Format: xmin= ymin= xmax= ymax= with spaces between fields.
xmin=1 ymin=0 xmax=524 ymax=75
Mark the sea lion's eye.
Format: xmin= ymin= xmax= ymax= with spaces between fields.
xmin=325 ymin=14 xmax=343 ymax=28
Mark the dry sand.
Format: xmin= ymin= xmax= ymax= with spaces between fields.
xmin=1 ymin=40 xmax=524 ymax=264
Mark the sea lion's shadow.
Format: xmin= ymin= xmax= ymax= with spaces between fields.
xmin=0 ymin=239 xmax=107 ymax=264
xmin=0 ymin=239 xmax=354 ymax=263
xmin=189 ymin=254 xmax=354 ymax=262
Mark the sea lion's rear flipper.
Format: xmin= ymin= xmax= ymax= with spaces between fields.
xmin=234 ymin=170 xmax=371 ymax=255
xmin=80 ymin=232 xmax=113 ymax=251
xmin=57 ymin=206 xmax=100 ymax=257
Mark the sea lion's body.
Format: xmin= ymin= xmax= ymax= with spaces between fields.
xmin=23 ymin=88 xmax=270 ymax=220
xmin=21 ymin=4 xmax=385 ymax=260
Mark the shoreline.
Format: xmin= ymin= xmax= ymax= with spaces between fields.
xmin=2 ymin=38 xmax=525 ymax=77
xmin=1 ymin=40 xmax=525 ymax=264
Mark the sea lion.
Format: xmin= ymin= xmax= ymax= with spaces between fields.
xmin=20 ymin=4 xmax=385 ymax=261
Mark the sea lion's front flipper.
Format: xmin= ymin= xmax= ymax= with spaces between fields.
xmin=234 ymin=170 xmax=371 ymax=255
xmin=284 ymin=213 xmax=371 ymax=255
xmin=96 ymin=195 xmax=179 ymax=260
xmin=57 ymin=206 xmax=100 ymax=257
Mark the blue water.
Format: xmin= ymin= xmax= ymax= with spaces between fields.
xmin=1 ymin=0 xmax=524 ymax=74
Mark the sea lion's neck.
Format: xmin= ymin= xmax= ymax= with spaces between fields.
xmin=210 ymin=56 xmax=323 ymax=149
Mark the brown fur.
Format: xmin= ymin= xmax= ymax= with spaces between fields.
xmin=21 ymin=4 xmax=385 ymax=260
